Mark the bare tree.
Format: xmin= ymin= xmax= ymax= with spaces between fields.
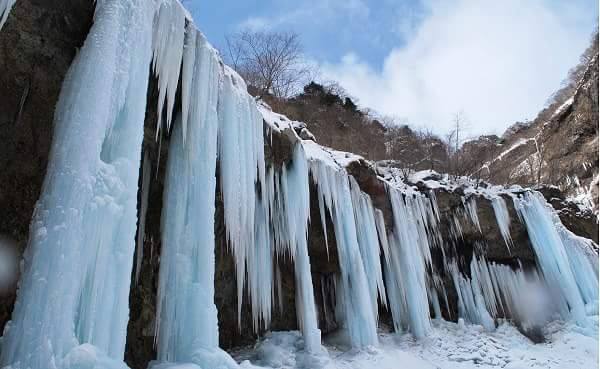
xmin=224 ymin=30 xmax=313 ymax=98
xmin=446 ymin=111 xmax=470 ymax=178
xmin=525 ymin=138 xmax=547 ymax=186
xmin=418 ymin=128 xmax=443 ymax=171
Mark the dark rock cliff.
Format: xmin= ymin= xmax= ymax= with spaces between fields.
xmin=0 ymin=2 xmax=597 ymax=369
xmin=461 ymin=34 xmax=599 ymax=208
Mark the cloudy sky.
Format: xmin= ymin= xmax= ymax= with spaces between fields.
xmin=187 ymin=0 xmax=598 ymax=136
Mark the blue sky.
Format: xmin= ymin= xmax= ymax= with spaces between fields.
xmin=186 ymin=0 xmax=598 ymax=136
xmin=187 ymin=0 xmax=427 ymax=67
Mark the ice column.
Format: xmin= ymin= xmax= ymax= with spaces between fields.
xmin=310 ymin=160 xmax=378 ymax=347
xmin=514 ymin=191 xmax=598 ymax=324
xmin=385 ymin=190 xmax=434 ymax=338
xmin=0 ymin=0 xmax=155 ymax=367
xmin=450 ymin=256 xmax=553 ymax=331
xmin=448 ymin=261 xmax=495 ymax=331
xmin=490 ymin=195 xmax=513 ymax=251
xmin=349 ymin=178 xmax=387 ymax=318
xmin=218 ymin=65 xmax=269 ymax=325
xmin=280 ymin=144 xmax=321 ymax=352
xmin=514 ymin=192 xmax=598 ymax=325
xmin=152 ymin=28 xmax=237 ymax=369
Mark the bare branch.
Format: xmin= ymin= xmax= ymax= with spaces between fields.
xmin=223 ymin=30 xmax=313 ymax=98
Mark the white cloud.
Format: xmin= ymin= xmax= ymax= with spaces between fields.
xmin=237 ymin=0 xmax=370 ymax=32
xmin=322 ymin=0 xmax=597 ymax=136
xmin=238 ymin=16 xmax=271 ymax=31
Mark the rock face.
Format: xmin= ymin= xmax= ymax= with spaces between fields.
xmin=260 ymin=83 xmax=450 ymax=172
xmin=461 ymin=35 xmax=599 ymax=210
xmin=0 ymin=3 xmax=597 ymax=369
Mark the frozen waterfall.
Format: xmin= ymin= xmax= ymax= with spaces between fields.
xmin=384 ymin=189 xmax=436 ymax=339
xmin=152 ymin=28 xmax=238 ymax=368
xmin=0 ymin=1 xmax=598 ymax=368
xmin=0 ymin=0 xmax=155 ymax=367
xmin=309 ymin=159 xmax=379 ymax=348
xmin=513 ymin=191 xmax=598 ymax=326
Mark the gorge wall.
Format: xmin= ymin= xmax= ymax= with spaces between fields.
xmin=0 ymin=2 xmax=597 ymax=369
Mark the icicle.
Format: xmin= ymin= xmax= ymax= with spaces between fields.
xmin=280 ymin=144 xmax=321 ymax=353
xmin=180 ymin=21 xmax=196 ymax=144
xmin=0 ymin=0 xmax=155 ymax=367
xmin=218 ymin=65 xmax=267 ymax=325
xmin=462 ymin=197 xmax=482 ymax=232
xmin=485 ymin=260 xmax=553 ymax=331
xmin=0 ymin=0 xmax=15 ymax=30
xmin=429 ymin=286 xmax=442 ymax=320
xmin=385 ymin=189 xmax=433 ymax=339
xmin=309 ymin=159 xmax=378 ymax=348
xmin=349 ymin=177 xmax=387 ymax=315
xmin=490 ymin=195 xmax=513 ymax=251
xmin=152 ymin=0 xmax=185 ymax=138
xmin=432 ymin=273 xmax=450 ymax=317
xmin=135 ymin=151 xmax=151 ymax=284
xmin=448 ymin=261 xmax=495 ymax=331
xmin=247 ymin=178 xmax=274 ymax=331
xmin=452 ymin=256 xmax=555 ymax=332
xmin=152 ymin=23 xmax=239 ymax=367
xmin=513 ymin=191 xmax=598 ymax=325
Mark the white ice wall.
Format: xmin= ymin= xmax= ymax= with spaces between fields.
xmin=152 ymin=27 xmax=239 ymax=368
xmin=0 ymin=0 xmax=155 ymax=367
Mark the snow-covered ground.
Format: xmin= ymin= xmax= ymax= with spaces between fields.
xmin=235 ymin=318 xmax=599 ymax=369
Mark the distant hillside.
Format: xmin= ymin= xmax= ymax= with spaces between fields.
xmin=461 ymin=33 xmax=599 ymax=210
xmin=259 ymin=82 xmax=450 ymax=173
xmin=257 ymin=32 xmax=598 ymax=210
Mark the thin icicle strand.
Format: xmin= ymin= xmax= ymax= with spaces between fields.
xmin=0 ymin=0 xmax=16 ymax=30
xmin=152 ymin=0 xmax=185 ymax=138
xmin=462 ymin=197 xmax=482 ymax=232
xmin=490 ymin=195 xmax=513 ymax=251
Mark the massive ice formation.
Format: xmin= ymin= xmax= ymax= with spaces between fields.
xmin=152 ymin=28 xmax=238 ymax=368
xmin=218 ymin=66 xmax=268 ymax=327
xmin=386 ymin=189 xmax=437 ymax=338
xmin=308 ymin=158 xmax=379 ymax=347
xmin=1 ymin=1 xmax=598 ymax=368
xmin=513 ymin=191 xmax=599 ymax=325
xmin=0 ymin=0 xmax=155 ymax=367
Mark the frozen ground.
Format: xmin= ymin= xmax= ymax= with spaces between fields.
xmin=235 ymin=318 xmax=599 ymax=369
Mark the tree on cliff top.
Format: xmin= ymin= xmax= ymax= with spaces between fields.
xmin=224 ymin=30 xmax=313 ymax=98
